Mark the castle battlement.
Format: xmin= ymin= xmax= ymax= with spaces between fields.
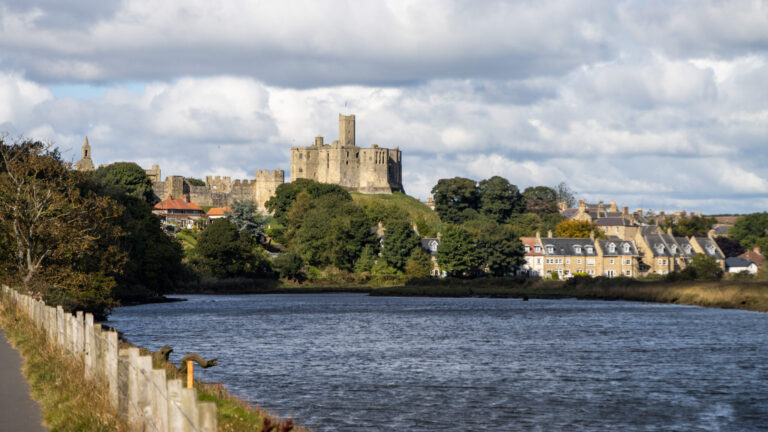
xmin=290 ymin=114 xmax=403 ymax=194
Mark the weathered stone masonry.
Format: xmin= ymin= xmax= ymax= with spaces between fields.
xmin=290 ymin=114 xmax=404 ymax=194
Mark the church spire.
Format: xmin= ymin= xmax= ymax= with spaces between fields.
xmin=75 ymin=136 xmax=95 ymax=172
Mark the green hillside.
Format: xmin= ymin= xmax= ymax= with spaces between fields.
xmin=351 ymin=192 xmax=442 ymax=236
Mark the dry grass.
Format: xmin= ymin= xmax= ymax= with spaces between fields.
xmin=0 ymin=295 xmax=130 ymax=432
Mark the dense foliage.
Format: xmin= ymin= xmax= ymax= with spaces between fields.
xmin=730 ymin=213 xmax=768 ymax=253
xmin=190 ymin=219 xmax=269 ymax=278
xmin=226 ymin=199 xmax=269 ymax=240
xmin=554 ymin=220 xmax=603 ymax=239
xmin=659 ymin=215 xmax=716 ymax=237
xmin=0 ymin=139 xmax=186 ymax=316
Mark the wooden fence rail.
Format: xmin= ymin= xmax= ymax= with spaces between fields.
xmin=1 ymin=285 xmax=216 ymax=432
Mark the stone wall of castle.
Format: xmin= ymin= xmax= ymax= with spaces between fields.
xmin=151 ymin=169 xmax=284 ymax=210
xmin=290 ymin=114 xmax=404 ymax=194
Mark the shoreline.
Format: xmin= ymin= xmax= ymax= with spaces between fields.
xmin=133 ymin=278 xmax=768 ymax=313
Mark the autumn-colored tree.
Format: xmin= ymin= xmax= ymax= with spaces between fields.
xmin=554 ymin=220 xmax=603 ymax=239
xmin=0 ymin=139 xmax=125 ymax=314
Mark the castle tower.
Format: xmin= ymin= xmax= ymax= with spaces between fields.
xmin=339 ymin=114 xmax=355 ymax=147
xmin=74 ymin=136 xmax=95 ymax=172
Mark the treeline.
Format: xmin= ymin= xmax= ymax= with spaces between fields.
xmin=0 ymin=139 xmax=185 ymax=317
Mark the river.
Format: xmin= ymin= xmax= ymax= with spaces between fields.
xmin=109 ymin=294 xmax=768 ymax=431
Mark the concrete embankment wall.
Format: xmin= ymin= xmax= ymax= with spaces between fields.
xmin=1 ymin=285 xmax=216 ymax=432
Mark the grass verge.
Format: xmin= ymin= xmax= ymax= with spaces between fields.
xmin=0 ymin=293 xmax=130 ymax=432
xmin=371 ymin=277 xmax=768 ymax=312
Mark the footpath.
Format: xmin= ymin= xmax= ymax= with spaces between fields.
xmin=0 ymin=327 xmax=46 ymax=432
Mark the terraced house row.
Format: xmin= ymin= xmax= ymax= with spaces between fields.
xmin=520 ymin=226 xmax=725 ymax=279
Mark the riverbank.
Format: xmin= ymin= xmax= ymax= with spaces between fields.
xmin=371 ymin=277 xmax=768 ymax=312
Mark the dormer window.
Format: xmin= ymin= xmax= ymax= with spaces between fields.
xmin=656 ymin=244 xmax=665 ymax=254
xmin=429 ymin=240 xmax=438 ymax=252
xmin=623 ymin=243 xmax=630 ymax=253
xmin=574 ymin=245 xmax=582 ymax=254
xmin=608 ymin=243 xmax=616 ymax=253
xmin=586 ymin=246 xmax=593 ymax=254
xmin=706 ymin=245 xmax=716 ymax=254
xmin=524 ymin=245 xmax=531 ymax=253
xmin=670 ymin=245 xmax=677 ymax=254
xmin=684 ymin=245 xmax=692 ymax=254
xmin=546 ymin=245 xmax=554 ymax=254
xmin=534 ymin=245 xmax=541 ymax=253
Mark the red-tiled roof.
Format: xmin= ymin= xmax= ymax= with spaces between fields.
xmin=739 ymin=250 xmax=764 ymax=266
xmin=520 ymin=237 xmax=543 ymax=255
xmin=206 ymin=206 xmax=231 ymax=217
xmin=154 ymin=195 xmax=204 ymax=212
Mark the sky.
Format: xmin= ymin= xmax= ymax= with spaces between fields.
xmin=1 ymin=0 xmax=767 ymax=214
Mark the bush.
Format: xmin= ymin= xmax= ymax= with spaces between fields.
xmin=272 ymin=253 xmax=305 ymax=282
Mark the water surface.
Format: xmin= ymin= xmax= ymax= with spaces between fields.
xmin=109 ymin=294 xmax=768 ymax=431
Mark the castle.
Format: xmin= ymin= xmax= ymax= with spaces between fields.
xmin=75 ymin=113 xmax=402 ymax=209
xmin=146 ymin=166 xmax=284 ymax=210
xmin=290 ymin=114 xmax=404 ymax=194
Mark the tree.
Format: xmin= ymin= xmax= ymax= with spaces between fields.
xmin=354 ymin=244 xmax=378 ymax=273
xmin=436 ymin=225 xmax=479 ymax=276
xmin=478 ymin=176 xmax=525 ymax=223
xmin=0 ymin=139 xmax=125 ymax=315
xmin=191 ymin=219 xmax=258 ymax=278
xmin=292 ymin=196 xmax=375 ymax=271
xmin=686 ymin=253 xmax=724 ymax=281
xmin=476 ymin=223 xmax=525 ymax=276
xmin=265 ymin=178 xmax=351 ymax=225
xmin=715 ymin=237 xmax=744 ymax=258
xmin=665 ymin=215 xmax=716 ymax=237
xmin=730 ymin=213 xmax=768 ymax=252
xmin=431 ymin=177 xmax=479 ymax=224
xmin=381 ymin=221 xmax=421 ymax=271
xmin=555 ymin=182 xmax=576 ymax=208
xmin=91 ymin=162 xmax=155 ymax=203
xmin=185 ymin=177 xmax=206 ymax=186
xmin=508 ymin=212 xmax=565 ymax=238
xmin=554 ymin=220 xmax=601 ymax=239
xmin=522 ymin=186 xmax=559 ymax=214
xmin=405 ymin=247 xmax=433 ymax=279
xmin=226 ymin=199 xmax=269 ymax=240
xmin=273 ymin=253 xmax=305 ymax=282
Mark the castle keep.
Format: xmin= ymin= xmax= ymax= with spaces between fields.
xmin=290 ymin=114 xmax=404 ymax=194
xmin=147 ymin=166 xmax=284 ymax=210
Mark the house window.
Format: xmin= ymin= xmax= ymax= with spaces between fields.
xmin=574 ymin=246 xmax=582 ymax=254
xmin=587 ymin=258 xmax=595 ymax=266
xmin=606 ymin=270 xmax=616 ymax=277
xmin=565 ymin=259 xmax=570 ymax=264
xmin=524 ymin=245 xmax=531 ymax=253
xmin=609 ymin=258 xmax=615 ymax=265
xmin=577 ymin=258 xmax=582 ymax=264
xmin=615 ymin=227 xmax=619 ymax=233
xmin=587 ymin=269 xmax=595 ymax=275
xmin=623 ymin=244 xmax=630 ymax=253
xmin=564 ymin=270 xmax=570 ymax=276
xmin=625 ymin=270 xmax=632 ymax=276
xmin=586 ymin=247 xmax=593 ymax=254
xmin=624 ymin=259 xmax=631 ymax=265
xmin=608 ymin=243 xmax=616 ymax=253
xmin=534 ymin=245 xmax=541 ymax=253
xmin=546 ymin=246 xmax=554 ymax=254
xmin=537 ymin=258 xmax=542 ymax=264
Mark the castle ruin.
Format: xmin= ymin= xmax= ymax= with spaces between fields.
xmin=290 ymin=114 xmax=404 ymax=194
xmin=148 ymin=167 xmax=284 ymax=210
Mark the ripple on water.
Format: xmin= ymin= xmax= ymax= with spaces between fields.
xmin=109 ymin=294 xmax=768 ymax=432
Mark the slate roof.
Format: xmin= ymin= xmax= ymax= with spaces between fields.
xmin=642 ymin=229 xmax=682 ymax=257
xmin=561 ymin=208 xmax=579 ymax=219
xmin=540 ymin=238 xmax=597 ymax=256
xmin=598 ymin=239 xmax=639 ymax=256
xmin=712 ymin=225 xmax=731 ymax=236
xmin=694 ymin=237 xmax=725 ymax=259
xmin=595 ymin=217 xmax=633 ymax=227
xmin=725 ymin=257 xmax=754 ymax=268
xmin=420 ymin=238 xmax=440 ymax=255
xmin=673 ymin=237 xmax=696 ymax=257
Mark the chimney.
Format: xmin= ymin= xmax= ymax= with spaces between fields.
xmin=681 ymin=210 xmax=687 ymax=217
xmin=547 ymin=230 xmax=553 ymax=238
xmin=589 ymin=230 xmax=595 ymax=240
xmin=622 ymin=206 xmax=628 ymax=216
xmin=754 ymin=246 xmax=762 ymax=255
xmin=667 ymin=227 xmax=673 ymax=236
xmin=578 ymin=200 xmax=586 ymax=212
xmin=609 ymin=200 xmax=618 ymax=212
xmin=535 ymin=230 xmax=541 ymax=240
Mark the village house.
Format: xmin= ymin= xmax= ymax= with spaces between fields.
xmin=419 ymin=237 xmax=443 ymax=277
xmin=153 ymin=195 xmax=208 ymax=229
xmin=520 ymin=237 xmax=544 ymax=277
xmin=206 ymin=206 xmax=231 ymax=220
xmin=527 ymin=231 xmax=640 ymax=279
xmin=725 ymin=257 xmax=758 ymax=274
xmin=738 ymin=246 xmax=764 ymax=270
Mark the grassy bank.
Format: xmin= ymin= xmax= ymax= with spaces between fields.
xmin=0 ymin=293 xmax=129 ymax=431
xmin=371 ymin=277 xmax=768 ymax=312
xmin=1 ymin=291 xmax=308 ymax=432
